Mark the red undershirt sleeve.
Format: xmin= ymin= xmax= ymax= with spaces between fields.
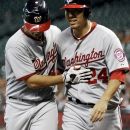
xmin=110 ymin=70 xmax=126 ymax=83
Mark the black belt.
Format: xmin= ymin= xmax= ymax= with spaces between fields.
xmin=68 ymin=97 xmax=95 ymax=107
xmin=9 ymin=96 xmax=54 ymax=104
xmin=68 ymin=97 xmax=118 ymax=110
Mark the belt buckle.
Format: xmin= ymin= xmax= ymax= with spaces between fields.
xmin=72 ymin=97 xmax=77 ymax=104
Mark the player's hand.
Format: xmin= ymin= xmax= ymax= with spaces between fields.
xmin=62 ymin=66 xmax=92 ymax=84
xmin=90 ymin=99 xmax=108 ymax=123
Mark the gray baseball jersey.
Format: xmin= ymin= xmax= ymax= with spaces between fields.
xmin=5 ymin=25 xmax=61 ymax=101
xmin=56 ymin=22 xmax=129 ymax=130
xmin=5 ymin=25 xmax=61 ymax=130
xmin=56 ymin=22 xmax=129 ymax=105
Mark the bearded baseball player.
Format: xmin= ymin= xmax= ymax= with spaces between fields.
xmin=55 ymin=0 xmax=130 ymax=130
xmin=4 ymin=0 xmax=93 ymax=130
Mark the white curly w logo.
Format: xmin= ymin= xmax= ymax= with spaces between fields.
xmin=66 ymin=0 xmax=73 ymax=3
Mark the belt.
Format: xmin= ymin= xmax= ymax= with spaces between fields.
xmin=68 ymin=97 xmax=95 ymax=107
xmin=68 ymin=97 xmax=118 ymax=110
xmin=9 ymin=96 xmax=54 ymax=104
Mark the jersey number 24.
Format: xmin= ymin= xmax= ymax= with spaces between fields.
xmin=88 ymin=68 xmax=108 ymax=84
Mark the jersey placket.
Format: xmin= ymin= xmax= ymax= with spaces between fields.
xmin=41 ymin=36 xmax=49 ymax=74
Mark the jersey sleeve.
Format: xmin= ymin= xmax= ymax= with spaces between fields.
xmin=104 ymin=32 xmax=129 ymax=73
xmin=110 ymin=70 xmax=126 ymax=83
xmin=6 ymin=46 xmax=36 ymax=80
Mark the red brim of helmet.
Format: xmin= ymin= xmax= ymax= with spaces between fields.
xmin=24 ymin=20 xmax=51 ymax=32
xmin=61 ymin=4 xmax=88 ymax=9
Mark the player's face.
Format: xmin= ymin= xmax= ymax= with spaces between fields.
xmin=65 ymin=8 xmax=86 ymax=29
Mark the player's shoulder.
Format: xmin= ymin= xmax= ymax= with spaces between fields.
xmin=44 ymin=25 xmax=61 ymax=43
xmin=95 ymin=24 xmax=121 ymax=46
xmin=96 ymin=24 xmax=117 ymax=38
xmin=48 ymin=25 xmax=61 ymax=34
xmin=5 ymin=29 xmax=25 ymax=49
xmin=60 ymin=27 xmax=70 ymax=35
xmin=55 ymin=27 xmax=71 ymax=41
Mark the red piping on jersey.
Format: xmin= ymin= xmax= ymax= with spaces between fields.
xmin=110 ymin=67 xmax=130 ymax=75
xmin=72 ymin=22 xmax=97 ymax=40
xmin=17 ymin=72 xmax=36 ymax=81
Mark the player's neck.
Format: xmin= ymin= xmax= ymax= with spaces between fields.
xmin=72 ymin=20 xmax=92 ymax=39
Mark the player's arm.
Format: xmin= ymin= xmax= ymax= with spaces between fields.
xmin=24 ymin=66 xmax=92 ymax=89
xmin=25 ymin=74 xmax=63 ymax=89
xmin=90 ymin=70 xmax=126 ymax=123
xmin=99 ymin=70 xmax=126 ymax=101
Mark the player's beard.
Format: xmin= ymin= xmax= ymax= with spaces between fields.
xmin=32 ymin=32 xmax=43 ymax=41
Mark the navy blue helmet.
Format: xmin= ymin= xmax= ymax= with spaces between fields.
xmin=23 ymin=0 xmax=51 ymax=32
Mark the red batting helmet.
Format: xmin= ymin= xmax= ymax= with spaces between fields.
xmin=61 ymin=0 xmax=91 ymax=18
xmin=61 ymin=0 xmax=91 ymax=9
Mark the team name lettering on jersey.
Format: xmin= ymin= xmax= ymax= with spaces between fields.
xmin=33 ymin=43 xmax=57 ymax=71
xmin=33 ymin=58 xmax=46 ymax=71
xmin=46 ymin=43 xmax=57 ymax=64
xmin=63 ymin=48 xmax=104 ymax=67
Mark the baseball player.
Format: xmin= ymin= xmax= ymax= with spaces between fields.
xmin=55 ymin=0 xmax=130 ymax=130
xmin=4 ymin=0 xmax=93 ymax=130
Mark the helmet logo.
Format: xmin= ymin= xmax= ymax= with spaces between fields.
xmin=66 ymin=0 xmax=73 ymax=4
xmin=34 ymin=16 xmax=42 ymax=23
